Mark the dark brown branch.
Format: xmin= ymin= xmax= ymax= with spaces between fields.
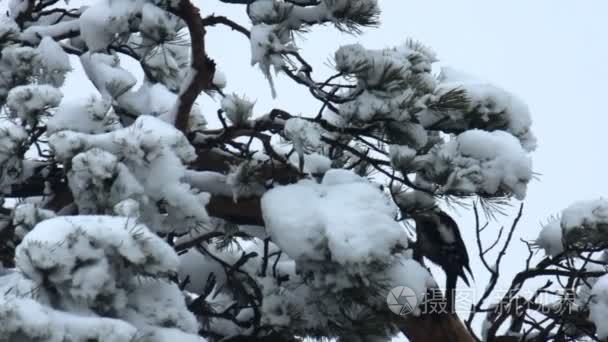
xmin=169 ymin=0 xmax=216 ymax=133
xmin=399 ymin=314 xmax=475 ymax=342
xmin=13 ymin=0 xmax=34 ymax=28
xmin=202 ymin=15 xmax=251 ymax=38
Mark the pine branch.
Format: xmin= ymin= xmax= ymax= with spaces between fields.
xmin=202 ymin=15 xmax=251 ymax=38
xmin=168 ymin=0 xmax=216 ymax=133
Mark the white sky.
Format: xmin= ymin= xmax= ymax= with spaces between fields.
xmin=6 ymin=0 xmax=608 ymax=337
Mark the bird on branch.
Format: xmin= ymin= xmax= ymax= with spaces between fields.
xmin=411 ymin=207 xmax=473 ymax=313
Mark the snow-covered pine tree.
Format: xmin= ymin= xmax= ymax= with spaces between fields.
xmin=0 ymin=1 xmax=606 ymax=341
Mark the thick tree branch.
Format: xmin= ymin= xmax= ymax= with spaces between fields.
xmin=169 ymin=0 xmax=216 ymax=133
xmin=400 ymin=314 xmax=474 ymax=342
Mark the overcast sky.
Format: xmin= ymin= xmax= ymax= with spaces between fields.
xmin=10 ymin=0 xmax=608 ymax=337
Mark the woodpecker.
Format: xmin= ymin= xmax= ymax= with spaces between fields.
xmin=411 ymin=207 xmax=472 ymax=313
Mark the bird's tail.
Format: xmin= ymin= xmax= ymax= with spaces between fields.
xmin=445 ymin=274 xmax=457 ymax=314
xmin=465 ymin=263 xmax=474 ymax=281
xmin=459 ymin=263 xmax=474 ymax=287
xmin=459 ymin=271 xmax=470 ymax=287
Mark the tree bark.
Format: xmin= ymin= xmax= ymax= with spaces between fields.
xmin=400 ymin=314 xmax=475 ymax=342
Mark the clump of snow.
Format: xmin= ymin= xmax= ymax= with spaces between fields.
xmin=0 ymin=45 xmax=40 ymax=105
xmin=321 ymin=168 xmax=368 ymax=186
xmin=561 ymin=199 xmax=608 ymax=230
xmin=428 ymin=129 xmax=533 ymax=199
xmin=590 ymin=274 xmax=608 ymax=339
xmin=47 ymin=96 xmax=122 ymax=134
xmin=117 ymin=82 xmax=205 ymax=127
xmin=6 ymin=84 xmax=63 ymax=126
xmin=225 ymin=161 xmax=268 ymax=201
xmin=143 ymin=327 xmax=208 ymax=342
xmin=15 ymin=216 xmax=179 ymax=311
xmin=335 ymin=43 xmax=436 ymax=124
xmin=212 ymin=69 xmax=227 ymax=89
xmin=248 ymin=0 xmax=380 ymax=33
xmin=123 ymin=278 xmax=199 ymax=334
xmin=394 ymin=190 xmax=436 ymax=213
xmin=535 ymin=216 xmax=564 ymax=257
xmin=8 ymin=0 xmax=30 ymax=20
xmin=389 ymin=144 xmax=417 ymax=171
xmin=0 ymin=120 xmax=28 ymax=189
xmin=334 ymin=44 xmax=370 ymax=75
xmin=118 ymin=82 xmax=177 ymax=117
xmin=336 ymin=43 xmax=434 ymax=92
xmin=0 ymin=18 xmax=19 ymax=39
xmin=50 ymin=114 xmax=195 ymax=172
xmin=384 ymin=257 xmax=437 ymax=316
xmin=49 ymin=115 xmax=209 ymax=233
xmin=288 ymin=152 xmax=332 ymax=175
xmin=80 ymin=52 xmax=137 ymax=99
xmin=36 ymin=37 xmax=72 ymax=87
xmin=140 ymin=3 xmax=181 ymax=43
xmin=4 ymin=212 xmax=204 ymax=340
xmin=284 ymin=117 xmax=323 ymax=156
xmin=67 ymin=148 xmax=146 ymax=214
xmin=0 ymin=269 xmax=39 ymax=298
xmin=536 ymin=199 xmax=608 ymax=256
xmin=261 ymin=170 xmax=408 ymax=265
xmin=428 ymin=67 xmax=537 ymax=151
xmin=0 ymin=296 xmax=139 ymax=342
xmin=79 ymin=0 xmax=143 ymax=52
xmin=12 ymin=203 xmax=56 ymax=239
xmin=114 ymin=198 xmax=141 ymax=217
xmin=221 ymin=93 xmax=255 ymax=126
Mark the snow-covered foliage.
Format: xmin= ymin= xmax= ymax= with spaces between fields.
xmin=0 ymin=120 xmax=29 ymax=189
xmin=1 ymin=215 xmax=205 ymax=341
xmin=590 ymin=274 xmax=608 ymax=339
xmin=12 ymin=202 xmax=56 ymax=239
xmin=0 ymin=0 xmax=562 ymax=341
xmin=81 ymin=52 xmax=138 ymax=99
xmin=221 ymin=93 xmax=255 ymax=126
xmin=49 ymin=115 xmax=210 ymax=233
xmin=47 ymin=96 xmax=122 ymax=134
xmin=7 ymin=84 xmax=62 ymax=126
xmin=248 ymin=0 xmax=380 ymax=97
xmin=536 ymin=199 xmax=608 ymax=256
xmin=262 ymin=170 xmax=407 ymax=264
xmin=424 ymin=129 xmax=533 ymax=199
xmin=284 ymin=117 xmax=322 ymax=158
xmin=428 ymin=67 xmax=537 ymax=151
xmin=536 ymin=216 xmax=564 ymax=257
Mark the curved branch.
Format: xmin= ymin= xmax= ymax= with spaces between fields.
xmin=168 ymin=0 xmax=216 ymax=133
xmin=203 ymin=15 xmax=251 ymax=38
